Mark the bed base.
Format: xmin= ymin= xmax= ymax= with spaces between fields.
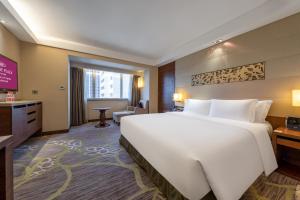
xmin=119 ymin=135 xmax=216 ymax=200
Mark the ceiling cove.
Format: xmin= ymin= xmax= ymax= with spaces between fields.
xmin=1 ymin=0 xmax=300 ymax=66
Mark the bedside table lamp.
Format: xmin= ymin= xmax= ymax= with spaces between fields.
xmin=292 ymin=90 xmax=300 ymax=107
xmin=173 ymin=93 xmax=183 ymax=102
xmin=137 ymin=77 xmax=144 ymax=88
xmin=173 ymin=93 xmax=184 ymax=111
xmin=286 ymin=90 xmax=300 ymax=131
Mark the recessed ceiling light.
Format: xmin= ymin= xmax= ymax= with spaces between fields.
xmin=0 ymin=20 xmax=6 ymax=24
xmin=214 ymin=39 xmax=223 ymax=44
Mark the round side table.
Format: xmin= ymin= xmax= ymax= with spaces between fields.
xmin=93 ymin=107 xmax=111 ymax=128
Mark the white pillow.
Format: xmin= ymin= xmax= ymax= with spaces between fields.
xmin=184 ymin=99 xmax=211 ymax=115
xmin=255 ymin=100 xmax=273 ymax=123
xmin=209 ymin=99 xmax=257 ymax=122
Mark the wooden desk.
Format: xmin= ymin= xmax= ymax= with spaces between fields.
xmin=0 ymin=136 xmax=13 ymax=200
xmin=93 ymin=107 xmax=111 ymax=128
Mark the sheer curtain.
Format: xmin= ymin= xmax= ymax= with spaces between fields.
xmin=127 ymin=75 xmax=133 ymax=104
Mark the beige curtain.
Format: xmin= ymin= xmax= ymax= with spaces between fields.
xmin=71 ymin=67 xmax=86 ymax=126
xmin=130 ymin=75 xmax=141 ymax=106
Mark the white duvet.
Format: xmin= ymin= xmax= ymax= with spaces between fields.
xmin=120 ymin=112 xmax=277 ymax=200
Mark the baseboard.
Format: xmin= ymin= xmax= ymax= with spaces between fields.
xmin=88 ymin=118 xmax=112 ymax=122
xmin=38 ymin=129 xmax=69 ymax=136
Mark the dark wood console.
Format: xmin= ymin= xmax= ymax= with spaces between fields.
xmin=0 ymin=136 xmax=13 ymax=200
xmin=0 ymin=101 xmax=42 ymax=147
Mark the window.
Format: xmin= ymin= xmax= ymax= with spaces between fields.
xmin=85 ymin=69 xmax=132 ymax=99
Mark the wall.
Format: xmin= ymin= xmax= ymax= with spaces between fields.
xmin=20 ymin=43 xmax=70 ymax=132
xmin=87 ymin=99 xmax=128 ymax=120
xmin=0 ymin=24 xmax=21 ymax=100
xmin=175 ymin=13 xmax=300 ymax=117
xmin=20 ymin=42 xmax=158 ymax=132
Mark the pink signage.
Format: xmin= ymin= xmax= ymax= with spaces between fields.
xmin=0 ymin=54 xmax=18 ymax=91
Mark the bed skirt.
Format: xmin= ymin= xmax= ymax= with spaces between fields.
xmin=119 ymin=135 xmax=216 ymax=200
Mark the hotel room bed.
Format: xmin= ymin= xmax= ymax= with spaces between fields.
xmin=120 ymin=112 xmax=277 ymax=200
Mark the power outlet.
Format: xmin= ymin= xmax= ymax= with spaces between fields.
xmin=32 ymin=90 xmax=38 ymax=95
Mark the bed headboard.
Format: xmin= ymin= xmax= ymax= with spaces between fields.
xmin=266 ymin=116 xmax=286 ymax=129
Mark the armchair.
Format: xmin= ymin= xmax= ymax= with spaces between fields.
xmin=112 ymin=100 xmax=149 ymax=125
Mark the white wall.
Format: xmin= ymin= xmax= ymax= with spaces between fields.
xmin=141 ymin=69 xmax=150 ymax=101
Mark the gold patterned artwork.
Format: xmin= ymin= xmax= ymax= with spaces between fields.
xmin=191 ymin=62 xmax=265 ymax=86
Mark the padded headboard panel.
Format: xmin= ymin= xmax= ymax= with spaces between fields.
xmin=266 ymin=116 xmax=286 ymax=129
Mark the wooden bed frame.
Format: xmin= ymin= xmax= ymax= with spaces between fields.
xmin=266 ymin=116 xmax=286 ymax=129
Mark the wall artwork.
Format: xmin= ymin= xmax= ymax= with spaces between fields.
xmin=191 ymin=62 xmax=265 ymax=86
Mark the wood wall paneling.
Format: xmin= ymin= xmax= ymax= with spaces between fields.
xmin=158 ymin=62 xmax=175 ymax=113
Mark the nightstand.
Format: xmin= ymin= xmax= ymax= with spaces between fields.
xmin=173 ymin=105 xmax=184 ymax=112
xmin=272 ymin=127 xmax=300 ymax=156
xmin=272 ymin=127 xmax=300 ymax=180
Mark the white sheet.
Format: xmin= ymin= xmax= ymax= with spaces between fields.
xmin=120 ymin=112 xmax=277 ymax=200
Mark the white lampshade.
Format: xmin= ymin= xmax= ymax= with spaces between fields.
xmin=292 ymin=90 xmax=300 ymax=107
xmin=138 ymin=77 xmax=144 ymax=88
xmin=173 ymin=93 xmax=183 ymax=102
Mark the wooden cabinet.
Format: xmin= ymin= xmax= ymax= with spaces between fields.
xmin=0 ymin=101 xmax=42 ymax=147
xmin=272 ymin=127 xmax=300 ymax=180
xmin=158 ymin=62 xmax=175 ymax=113
xmin=272 ymin=127 xmax=300 ymax=158
xmin=0 ymin=136 xmax=13 ymax=200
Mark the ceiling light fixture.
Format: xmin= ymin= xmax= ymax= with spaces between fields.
xmin=214 ymin=39 xmax=223 ymax=44
xmin=0 ymin=20 xmax=6 ymax=24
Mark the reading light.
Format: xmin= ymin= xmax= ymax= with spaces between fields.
xmin=292 ymin=90 xmax=300 ymax=107
xmin=173 ymin=93 xmax=183 ymax=102
xmin=137 ymin=77 xmax=144 ymax=88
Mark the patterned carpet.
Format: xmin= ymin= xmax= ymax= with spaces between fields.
xmin=13 ymin=121 xmax=300 ymax=200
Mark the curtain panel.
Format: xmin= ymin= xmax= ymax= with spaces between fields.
xmin=130 ymin=75 xmax=141 ymax=107
xmin=71 ymin=67 xmax=86 ymax=126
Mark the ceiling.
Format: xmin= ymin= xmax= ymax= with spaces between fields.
xmin=69 ymin=56 xmax=146 ymax=72
xmin=0 ymin=2 xmax=34 ymax=42
xmin=1 ymin=0 xmax=300 ymax=66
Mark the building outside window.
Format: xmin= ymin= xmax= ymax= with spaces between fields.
xmin=85 ymin=69 xmax=133 ymax=99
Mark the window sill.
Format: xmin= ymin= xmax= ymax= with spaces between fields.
xmin=87 ymin=98 xmax=129 ymax=101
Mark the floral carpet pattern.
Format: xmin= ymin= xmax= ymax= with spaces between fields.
xmin=13 ymin=122 xmax=300 ymax=200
